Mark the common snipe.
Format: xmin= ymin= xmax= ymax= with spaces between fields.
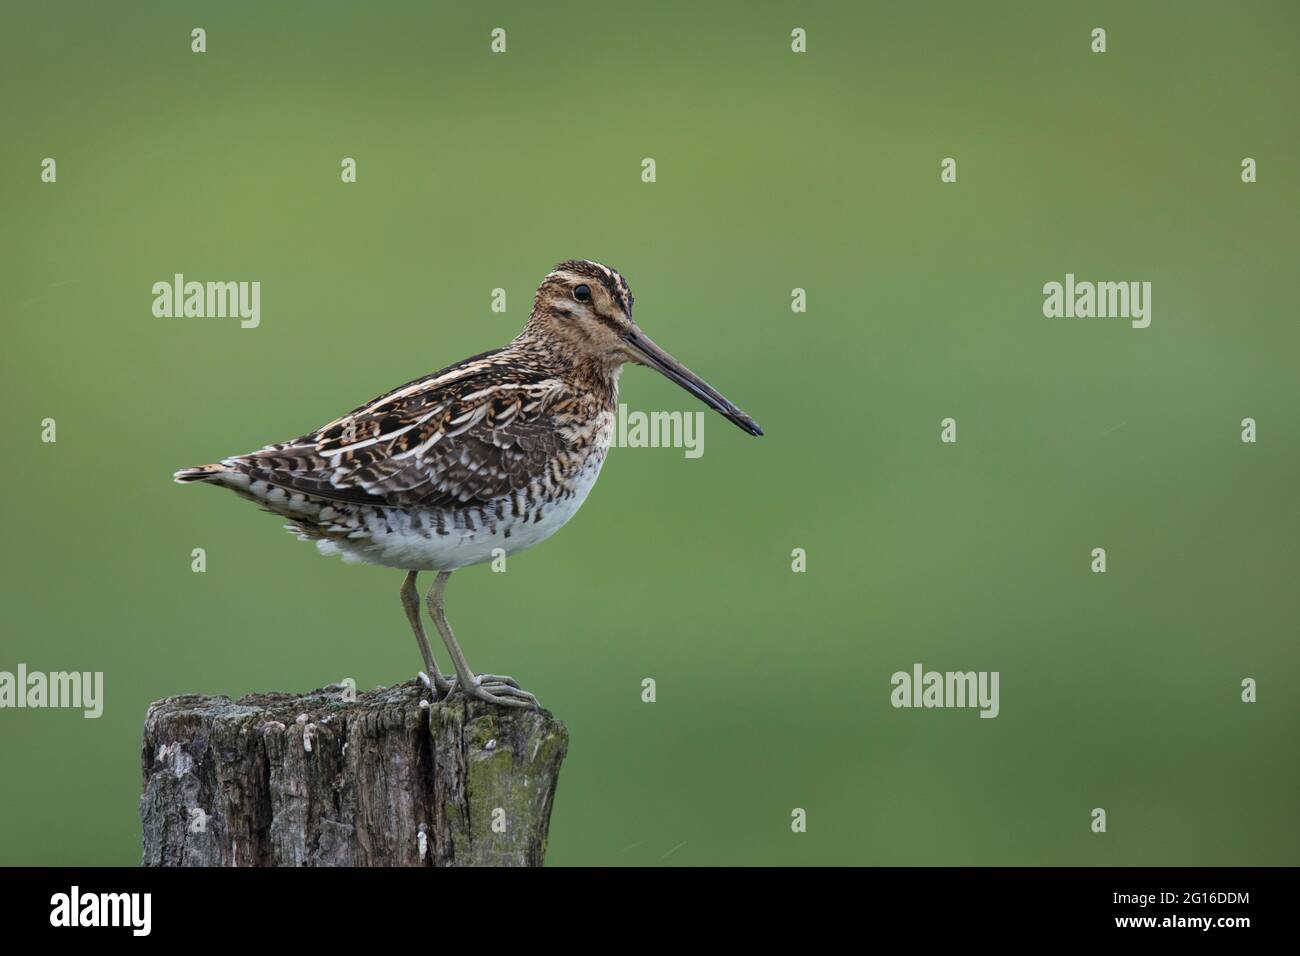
xmin=175 ymin=261 xmax=762 ymax=708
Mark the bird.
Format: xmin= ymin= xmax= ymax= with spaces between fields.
xmin=174 ymin=260 xmax=762 ymax=709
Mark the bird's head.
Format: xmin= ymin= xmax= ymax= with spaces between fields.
xmin=525 ymin=259 xmax=763 ymax=436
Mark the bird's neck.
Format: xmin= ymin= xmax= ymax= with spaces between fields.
xmin=509 ymin=326 xmax=622 ymax=407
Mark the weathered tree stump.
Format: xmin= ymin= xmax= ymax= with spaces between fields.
xmin=140 ymin=679 xmax=567 ymax=867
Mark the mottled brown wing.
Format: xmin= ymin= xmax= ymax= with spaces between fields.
xmin=231 ymin=361 xmax=572 ymax=510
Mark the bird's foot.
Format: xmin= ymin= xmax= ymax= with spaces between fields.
xmin=417 ymin=671 xmax=454 ymax=701
xmin=444 ymin=673 xmax=540 ymax=710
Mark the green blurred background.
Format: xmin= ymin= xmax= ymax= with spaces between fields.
xmin=2 ymin=1 xmax=1297 ymax=866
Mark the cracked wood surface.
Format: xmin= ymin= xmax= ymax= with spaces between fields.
xmin=140 ymin=679 xmax=567 ymax=867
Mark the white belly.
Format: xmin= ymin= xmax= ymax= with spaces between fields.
xmin=309 ymin=453 xmax=606 ymax=572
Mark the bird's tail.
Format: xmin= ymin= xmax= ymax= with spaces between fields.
xmin=173 ymin=463 xmax=229 ymax=484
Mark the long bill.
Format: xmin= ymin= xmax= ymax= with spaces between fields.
xmin=623 ymin=327 xmax=763 ymax=437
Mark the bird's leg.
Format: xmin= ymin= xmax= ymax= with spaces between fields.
xmin=426 ymin=571 xmax=540 ymax=710
xmin=400 ymin=570 xmax=451 ymax=699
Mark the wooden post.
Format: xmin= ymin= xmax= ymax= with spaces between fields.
xmin=140 ymin=680 xmax=567 ymax=867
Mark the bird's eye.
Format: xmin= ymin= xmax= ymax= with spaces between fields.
xmin=573 ymin=284 xmax=591 ymax=302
